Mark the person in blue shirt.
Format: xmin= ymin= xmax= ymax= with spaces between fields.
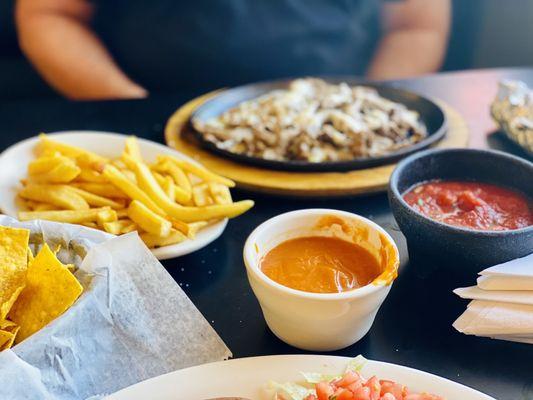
xmin=15 ymin=0 xmax=450 ymax=99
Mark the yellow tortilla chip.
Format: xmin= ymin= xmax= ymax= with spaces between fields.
xmin=0 ymin=319 xmax=18 ymax=331
xmin=0 ymin=330 xmax=14 ymax=350
xmin=0 ymin=226 xmax=30 ymax=320
xmin=0 ymin=320 xmax=19 ymax=350
xmin=27 ymin=248 xmax=34 ymax=264
xmin=8 ymin=243 xmax=83 ymax=343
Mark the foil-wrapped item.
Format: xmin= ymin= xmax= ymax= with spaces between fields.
xmin=490 ymin=80 xmax=533 ymax=154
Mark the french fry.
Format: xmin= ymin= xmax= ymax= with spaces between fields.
xmin=159 ymin=155 xmax=235 ymax=187
xmin=96 ymin=208 xmax=117 ymax=228
xmin=168 ymin=200 xmax=254 ymax=223
xmin=28 ymin=155 xmax=63 ymax=175
xmin=116 ymin=208 xmax=129 ymax=218
xmin=140 ymin=229 xmax=187 ymax=248
xmin=120 ymin=222 xmax=137 ymax=234
xmin=19 ymin=134 xmax=254 ymax=249
xmin=153 ymin=161 xmax=192 ymax=196
xmin=169 ymin=218 xmax=189 ymax=235
xmin=186 ymin=221 xmax=209 ymax=239
xmin=121 ymin=169 xmax=137 ymax=184
xmin=123 ymin=154 xmax=190 ymax=204
xmin=124 ymin=136 xmax=143 ymax=161
xmin=29 ymin=162 xmax=81 ymax=183
xmin=152 ymin=171 xmax=166 ymax=186
xmin=153 ymin=172 xmax=176 ymax=202
xmin=126 ymin=155 xmax=253 ymax=222
xmin=37 ymin=134 xmax=108 ymax=165
xmin=32 ymin=203 xmax=58 ymax=211
xmin=19 ymin=184 xmax=89 ymax=210
xmin=75 ymin=154 xmax=106 ymax=172
xmin=161 ymin=176 xmax=176 ymax=202
xmin=76 ymin=168 xmax=107 ymax=183
xmin=71 ymin=183 xmax=128 ymax=199
xmin=67 ymin=186 xmax=125 ymax=209
xmin=111 ymin=159 xmax=127 ymax=170
xmin=192 ymin=183 xmax=213 ymax=206
xmin=28 ymin=154 xmax=81 ymax=183
xmin=102 ymin=220 xmax=121 ymax=235
xmin=21 ymin=200 xmax=57 ymax=211
xmin=18 ymin=207 xmax=111 ymax=223
xmin=21 ymin=200 xmax=37 ymax=210
xmin=208 ymin=182 xmax=232 ymax=204
xmin=127 ymin=200 xmax=171 ymax=237
xmin=102 ymin=165 xmax=166 ymax=216
xmin=103 ymin=219 xmax=137 ymax=235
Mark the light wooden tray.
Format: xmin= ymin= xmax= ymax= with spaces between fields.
xmin=165 ymin=92 xmax=469 ymax=197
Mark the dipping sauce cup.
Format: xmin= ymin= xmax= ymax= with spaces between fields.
xmin=243 ymin=209 xmax=399 ymax=351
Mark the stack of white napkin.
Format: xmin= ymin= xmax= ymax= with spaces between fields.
xmin=453 ymin=253 xmax=533 ymax=344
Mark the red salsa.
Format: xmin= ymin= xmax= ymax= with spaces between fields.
xmin=403 ymin=181 xmax=533 ymax=231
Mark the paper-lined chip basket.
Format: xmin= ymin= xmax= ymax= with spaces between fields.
xmin=0 ymin=216 xmax=231 ymax=400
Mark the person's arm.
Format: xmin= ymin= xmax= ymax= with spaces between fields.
xmin=16 ymin=0 xmax=147 ymax=99
xmin=367 ymin=0 xmax=450 ymax=80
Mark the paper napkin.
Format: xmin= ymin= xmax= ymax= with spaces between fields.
xmin=453 ymin=253 xmax=533 ymax=344
xmin=476 ymin=254 xmax=533 ymax=290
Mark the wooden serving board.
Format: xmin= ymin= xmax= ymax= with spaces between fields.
xmin=164 ymin=92 xmax=469 ymax=197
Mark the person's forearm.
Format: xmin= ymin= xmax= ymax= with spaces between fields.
xmin=17 ymin=3 xmax=147 ymax=100
xmin=367 ymin=29 xmax=447 ymax=80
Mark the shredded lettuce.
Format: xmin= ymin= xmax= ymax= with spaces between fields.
xmin=268 ymin=381 xmax=315 ymax=400
xmin=300 ymin=372 xmax=339 ymax=384
xmin=270 ymin=355 xmax=368 ymax=400
xmin=345 ymin=355 xmax=367 ymax=373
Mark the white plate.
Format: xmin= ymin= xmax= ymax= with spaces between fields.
xmin=104 ymin=354 xmax=495 ymax=400
xmin=0 ymin=131 xmax=228 ymax=260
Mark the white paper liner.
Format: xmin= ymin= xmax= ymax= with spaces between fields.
xmin=0 ymin=216 xmax=231 ymax=399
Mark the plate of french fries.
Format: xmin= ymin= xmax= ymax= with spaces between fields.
xmin=0 ymin=131 xmax=254 ymax=260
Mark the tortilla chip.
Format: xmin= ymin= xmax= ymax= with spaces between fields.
xmin=0 ymin=330 xmax=14 ymax=350
xmin=0 ymin=320 xmax=19 ymax=350
xmin=0 ymin=227 xmax=30 ymax=320
xmin=0 ymin=319 xmax=18 ymax=331
xmin=8 ymin=243 xmax=83 ymax=343
xmin=27 ymin=248 xmax=34 ymax=264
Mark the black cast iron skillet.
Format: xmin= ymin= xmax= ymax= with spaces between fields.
xmin=189 ymin=77 xmax=447 ymax=172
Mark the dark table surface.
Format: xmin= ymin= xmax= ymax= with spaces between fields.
xmin=1 ymin=67 xmax=532 ymax=400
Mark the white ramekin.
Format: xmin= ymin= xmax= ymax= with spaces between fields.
xmin=243 ymin=209 xmax=400 ymax=351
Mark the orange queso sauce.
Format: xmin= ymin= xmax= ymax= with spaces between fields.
xmin=260 ymin=236 xmax=382 ymax=294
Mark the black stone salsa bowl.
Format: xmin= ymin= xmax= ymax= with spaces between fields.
xmin=388 ymin=148 xmax=533 ymax=273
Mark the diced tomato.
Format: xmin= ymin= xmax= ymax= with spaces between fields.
xmin=335 ymin=371 xmax=361 ymax=388
xmin=365 ymin=376 xmax=381 ymax=398
xmin=316 ymin=381 xmax=334 ymax=400
xmin=436 ymin=191 xmax=455 ymax=207
xmin=380 ymin=380 xmax=406 ymax=399
xmin=334 ymin=388 xmax=355 ymax=400
xmin=305 ymin=370 xmax=443 ymax=400
xmin=346 ymin=380 xmax=363 ymax=393
xmin=352 ymin=386 xmax=371 ymax=400
xmin=457 ymin=190 xmax=484 ymax=211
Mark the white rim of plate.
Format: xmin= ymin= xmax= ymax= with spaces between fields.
xmin=104 ymin=354 xmax=496 ymax=400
